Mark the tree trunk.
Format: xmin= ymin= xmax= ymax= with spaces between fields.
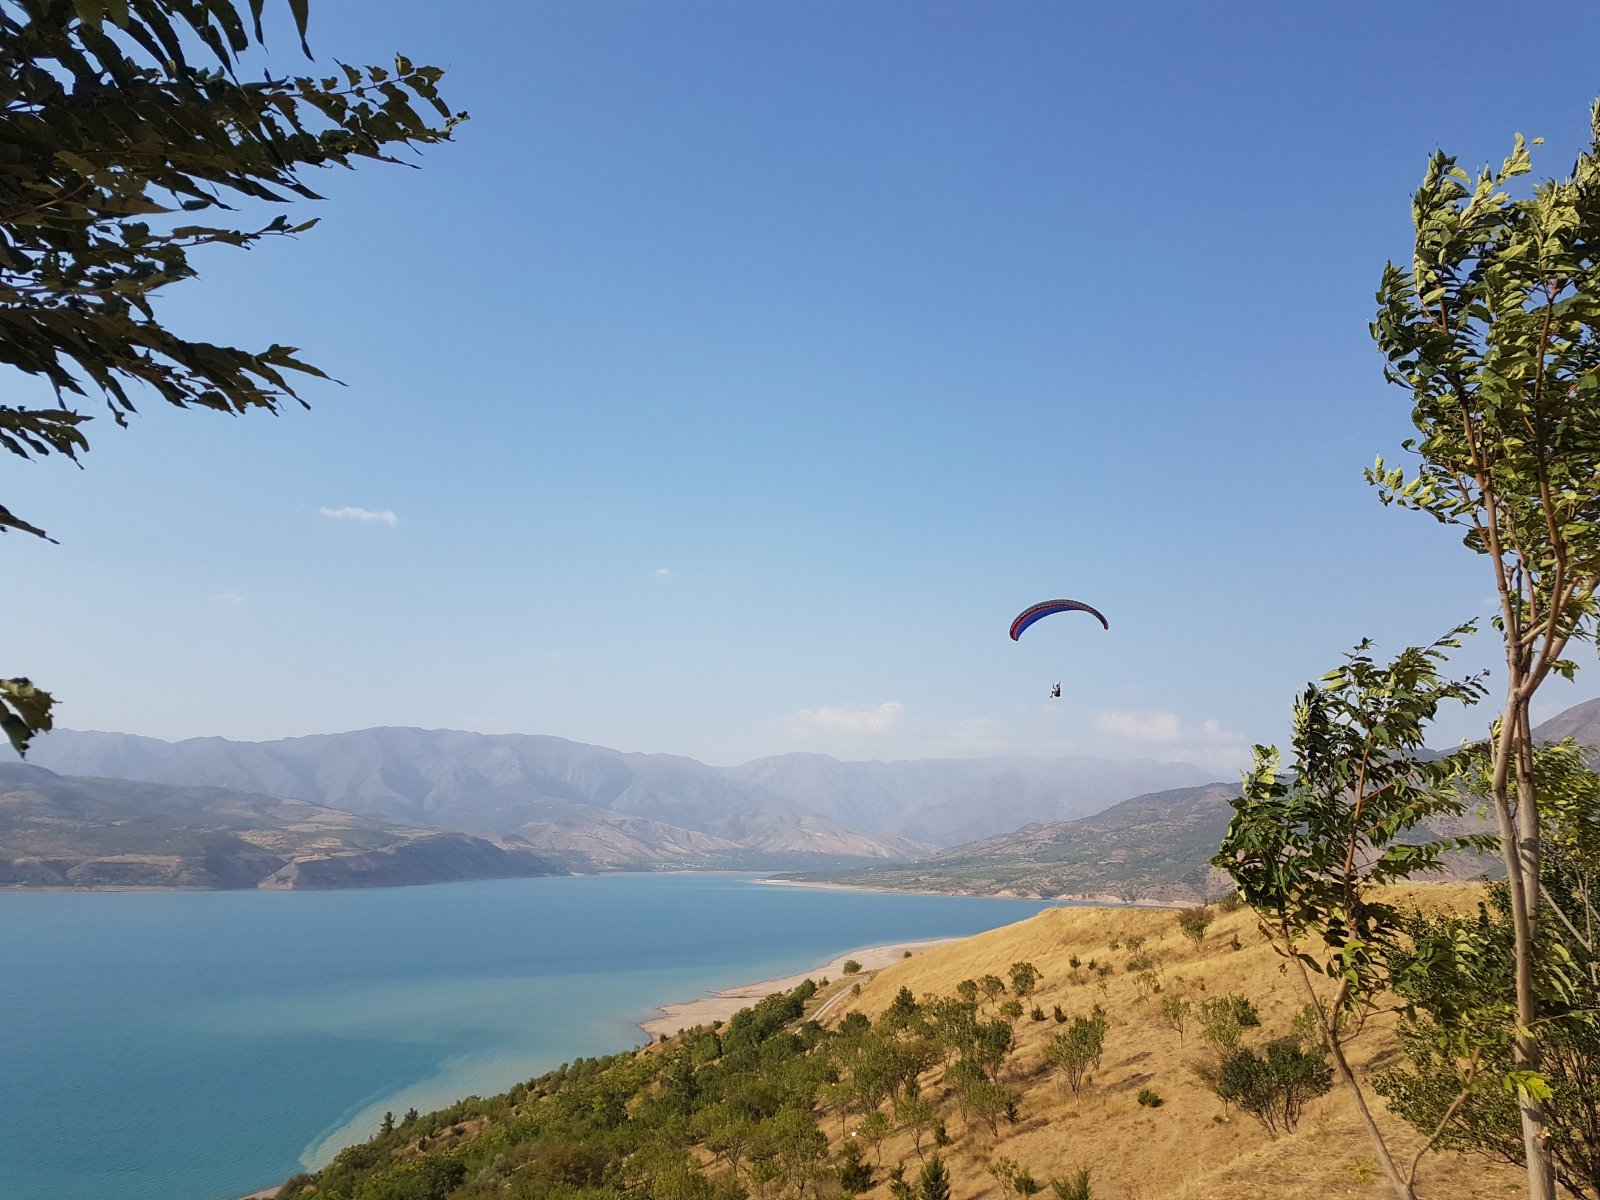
xmin=1294 ymin=961 xmax=1415 ymax=1200
xmin=1495 ymin=685 xmax=1556 ymax=1200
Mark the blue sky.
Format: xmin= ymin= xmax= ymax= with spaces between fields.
xmin=8 ymin=0 xmax=1600 ymax=769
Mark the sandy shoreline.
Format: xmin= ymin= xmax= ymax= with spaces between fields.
xmin=637 ymin=937 xmax=959 ymax=1039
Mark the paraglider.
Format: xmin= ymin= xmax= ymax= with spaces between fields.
xmin=1010 ymin=599 xmax=1108 ymax=696
xmin=1009 ymin=598 xmax=1109 ymax=640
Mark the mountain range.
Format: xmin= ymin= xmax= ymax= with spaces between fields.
xmin=12 ymin=727 xmax=1209 ymax=882
xmin=15 ymin=699 xmax=1592 ymax=893
xmin=810 ymin=697 xmax=1600 ymax=902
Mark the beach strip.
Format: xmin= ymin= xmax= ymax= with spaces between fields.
xmin=638 ymin=937 xmax=957 ymax=1040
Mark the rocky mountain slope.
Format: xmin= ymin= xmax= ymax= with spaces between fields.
xmin=0 ymin=762 xmax=560 ymax=889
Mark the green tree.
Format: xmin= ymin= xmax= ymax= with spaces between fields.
xmin=839 ymin=1137 xmax=874 ymax=1195
xmin=1044 ymin=1012 xmax=1107 ymax=1095
xmin=0 ymin=0 xmax=462 ymax=753
xmin=1158 ymin=995 xmax=1192 ymax=1046
xmin=989 ymin=1156 xmax=1023 ymax=1200
xmin=1176 ymin=907 xmax=1212 ymax=947
xmin=857 ymin=1108 xmax=892 ymax=1166
xmin=1049 ymin=1167 xmax=1092 ymax=1200
xmin=379 ymin=1110 xmax=394 ymax=1136
xmin=1375 ymin=740 xmax=1600 ymax=1200
xmin=894 ymin=1093 xmax=938 ymax=1163
xmin=918 ymin=1154 xmax=951 ymax=1200
xmin=1214 ymin=1040 xmax=1334 ymax=1137
xmin=1212 ymin=631 xmax=1488 ymax=1199
xmin=1008 ymin=961 xmax=1040 ymax=998
xmin=968 ymin=1079 xmax=1015 ymax=1136
xmin=979 ymin=974 xmax=1007 ymax=1005
xmin=1368 ymin=106 xmax=1600 ymax=1200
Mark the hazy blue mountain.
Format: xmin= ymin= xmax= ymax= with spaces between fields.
xmin=24 ymin=727 xmax=928 ymax=866
xmin=24 ymin=726 xmax=1220 ymax=865
xmin=726 ymin=752 xmax=1213 ymax=846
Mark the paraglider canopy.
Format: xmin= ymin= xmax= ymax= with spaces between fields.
xmin=1009 ymin=598 xmax=1109 ymax=641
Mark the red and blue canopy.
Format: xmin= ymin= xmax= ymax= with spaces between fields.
xmin=1009 ymin=598 xmax=1109 ymax=641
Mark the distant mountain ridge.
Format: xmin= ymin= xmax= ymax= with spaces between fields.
xmin=726 ymin=751 xmax=1210 ymax=845
xmin=808 ymin=696 xmax=1600 ymax=902
xmin=0 ymin=761 xmax=561 ymax=889
xmin=24 ymin=727 xmax=1212 ymax=871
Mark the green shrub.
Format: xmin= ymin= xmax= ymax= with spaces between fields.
xmin=842 ymin=959 xmax=864 ymax=975
xmin=1030 ymin=1006 xmax=1046 ymax=1022
xmin=1177 ymin=906 xmax=1213 ymax=946
xmin=1136 ymin=1087 xmax=1163 ymax=1108
xmin=1214 ymin=1039 xmax=1333 ymax=1135
xmin=1049 ymin=1167 xmax=1092 ymax=1200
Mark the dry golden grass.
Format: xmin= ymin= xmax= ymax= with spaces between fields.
xmin=811 ymin=885 xmax=1519 ymax=1200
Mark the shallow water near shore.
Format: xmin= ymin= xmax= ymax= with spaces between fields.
xmin=0 ymin=873 xmax=1054 ymax=1200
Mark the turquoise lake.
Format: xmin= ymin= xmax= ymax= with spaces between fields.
xmin=0 ymin=874 xmax=1054 ymax=1200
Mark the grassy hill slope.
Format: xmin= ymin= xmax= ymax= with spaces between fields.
xmin=277 ymin=888 xmax=1521 ymax=1200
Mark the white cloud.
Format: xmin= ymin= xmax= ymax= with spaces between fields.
xmin=1201 ymin=718 xmax=1246 ymax=743
xmin=320 ymin=506 xmax=398 ymax=527
xmin=654 ymin=567 xmax=674 ymax=578
xmin=215 ymin=590 xmax=244 ymax=604
xmin=789 ymin=701 xmax=905 ymax=735
xmin=1092 ymin=709 xmax=1183 ymax=743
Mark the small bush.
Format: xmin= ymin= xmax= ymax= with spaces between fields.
xmin=1137 ymin=1088 xmax=1163 ymax=1108
xmin=1050 ymin=1167 xmax=1092 ymax=1200
xmin=1213 ymin=1039 xmax=1334 ymax=1135
xmin=842 ymin=959 xmax=864 ymax=975
xmin=1031 ymin=1006 xmax=1046 ymax=1021
xmin=1052 ymin=1005 xmax=1067 ymax=1023
xmin=1177 ymin=906 xmax=1213 ymax=946
xmin=903 ymin=949 xmax=913 ymax=958
xmin=1217 ymin=892 xmax=1243 ymax=913
xmin=1000 ymin=998 xmax=1024 ymax=1021
xmin=1229 ymin=934 xmax=1243 ymax=951
xmin=1124 ymin=935 xmax=1146 ymax=954
xmin=1067 ymin=955 xmax=1081 ymax=969
xmin=851 ymin=982 xmax=862 ymax=996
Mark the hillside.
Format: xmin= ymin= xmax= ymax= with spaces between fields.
xmin=0 ymin=762 xmax=561 ymax=889
xmin=275 ymin=888 xmax=1520 ymax=1200
xmin=802 ymin=783 xmax=1239 ymax=902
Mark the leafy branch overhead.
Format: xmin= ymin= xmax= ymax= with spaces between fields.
xmin=0 ymin=0 xmax=467 ymax=539
xmin=0 ymin=0 xmax=463 ymax=753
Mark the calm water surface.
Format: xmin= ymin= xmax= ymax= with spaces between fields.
xmin=0 ymin=874 xmax=1054 ymax=1200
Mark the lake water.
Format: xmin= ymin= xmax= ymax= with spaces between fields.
xmin=0 ymin=874 xmax=1054 ymax=1200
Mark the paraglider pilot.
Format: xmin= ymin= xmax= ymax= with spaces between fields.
xmin=1050 ymin=683 xmax=1061 ymax=699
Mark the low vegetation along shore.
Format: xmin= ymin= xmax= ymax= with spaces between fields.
xmin=261 ymin=884 xmax=1526 ymax=1200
